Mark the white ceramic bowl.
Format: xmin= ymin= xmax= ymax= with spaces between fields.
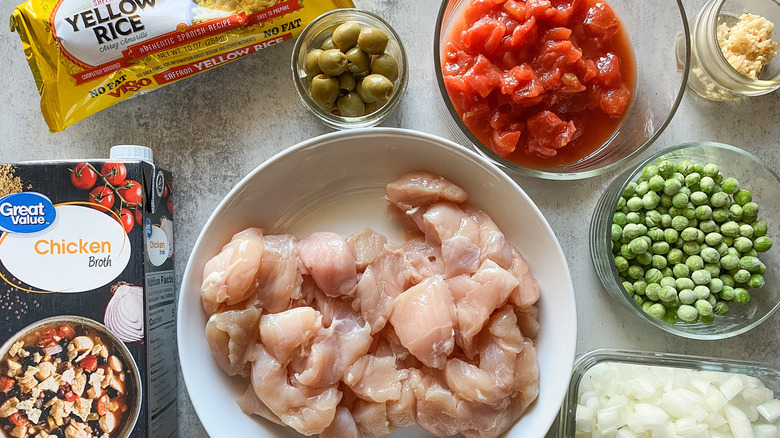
xmin=177 ymin=128 xmax=577 ymax=437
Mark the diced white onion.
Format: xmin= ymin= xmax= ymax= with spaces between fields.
xmin=574 ymin=362 xmax=780 ymax=437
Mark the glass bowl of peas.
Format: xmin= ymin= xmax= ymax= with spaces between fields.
xmin=590 ymin=142 xmax=780 ymax=339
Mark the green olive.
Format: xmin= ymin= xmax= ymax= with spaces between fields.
xmin=304 ymin=49 xmax=323 ymax=77
xmin=318 ymin=49 xmax=348 ymax=76
xmin=338 ymin=92 xmax=365 ymax=117
xmin=357 ymin=74 xmax=393 ymax=103
xmin=357 ymin=27 xmax=388 ymax=55
xmin=309 ymin=74 xmax=339 ymax=109
xmin=345 ymin=47 xmax=371 ymax=74
xmin=320 ymin=37 xmax=336 ymax=51
xmin=364 ymin=100 xmax=383 ymax=115
xmin=370 ymin=52 xmax=398 ymax=82
xmin=332 ymin=21 xmax=361 ymax=52
xmin=338 ymin=72 xmax=356 ymax=94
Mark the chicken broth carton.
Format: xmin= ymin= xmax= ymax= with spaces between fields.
xmin=0 ymin=146 xmax=177 ymax=438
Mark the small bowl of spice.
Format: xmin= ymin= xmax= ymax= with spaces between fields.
xmin=291 ymin=9 xmax=408 ymax=129
xmin=682 ymin=0 xmax=780 ymax=100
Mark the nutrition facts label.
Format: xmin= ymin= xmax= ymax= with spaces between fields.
xmin=145 ymin=270 xmax=178 ymax=438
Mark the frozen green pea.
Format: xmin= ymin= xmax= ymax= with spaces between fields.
xmin=686 ymin=255 xmax=704 ymax=271
xmin=683 ymin=241 xmax=701 ymax=255
xmin=705 ymin=232 xmax=722 ymax=246
xmin=694 ymin=285 xmax=711 ymax=300
xmin=663 ymin=229 xmax=678 ymax=245
xmin=754 ymin=236 xmax=772 ymax=252
xmin=704 ymin=263 xmax=721 ymax=278
xmin=729 ymin=204 xmax=743 ymax=221
xmin=681 ymin=227 xmax=698 ymax=242
xmin=675 ymin=277 xmax=694 ymax=291
xmin=613 ymin=212 xmax=627 ymax=227
xmin=758 ymin=262 xmax=766 ymax=275
xmin=685 ymin=172 xmax=701 ymax=186
xmin=689 ymin=218 xmax=699 ymax=229
xmin=720 ymin=285 xmax=736 ymax=301
xmin=622 ymin=182 xmax=637 ymax=198
xmin=720 ymin=254 xmax=739 ymax=270
xmin=734 ymin=189 xmax=752 ymax=206
xmin=659 ymin=286 xmax=678 ymax=302
xmin=695 ymin=299 xmax=713 ymax=317
xmin=658 ymin=160 xmax=675 ymax=178
xmin=740 ymin=256 xmax=762 ymax=273
xmin=692 ymin=269 xmax=712 ymax=285
xmin=677 ymin=161 xmax=694 ymax=175
xmin=709 ymin=191 xmax=729 ymax=208
xmin=636 ymin=252 xmax=653 ymax=265
xmin=752 ymin=220 xmax=767 ymax=237
xmin=620 ymin=245 xmax=636 ymax=259
xmin=671 ymin=216 xmax=689 ymax=231
xmin=635 ymin=181 xmax=650 ymax=197
xmin=662 ymin=178 xmax=681 ymax=196
xmin=614 ymin=256 xmax=629 ymax=272
xmin=647 ymin=228 xmax=664 ymax=241
xmin=712 ymin=208 xmax=730 ymax=223
xmin=660 ymin=277 xmax=677 ymax=288
xmin=723 ymin=236 xmax=735 ymax=247
xmin=660 ymin=214 xmax=672 ymax=228
xmin=645 ymin=268 xmax=663 ymax=283
xmin=699 ymin=314 xmax=715 ymax=324
xmin=659 ymin=195 xmax=673 ymax=209
xmin=627 ymin=265 xmax=644 ymax=280
xmin=721 ymin=274 xmax=735 ymax=287
xmin=708 ymin=294 xmax=718 ymax=307
xmin=623 ymin=224 xmax=642 ymax=239
xmin=726 ymin=247 xmax=740 ymax=258
xmin=611 ymin=224 xmax=623 ymax=241
xmin=661 ymin=267 xmax=674 ymax=278
xmin=637 ymin=224 xmax=648 ymax=235
xmin=699 ymin=176 xmax=716 ymax=194
xmin=645 ymin=210 xmax=662 ymax=228
xmin=721 ymin=221 xmax=740 ymax=237
xmin=648 ymin=175 xmax=665 ymax=192
xmin=671 ymin=192 xmax=689 ymax=208
xmin=742 ymin=201 xmax=758 ymax=216
xmin=667 ymin=249 xmax=684 ymax=264
xmin=690 ymin=191 xmax=708 ymax=206
xmin=734 ymin=236 xmax=753 ymax=253
xmin=627 ymin=197 xmax=643 ymax=212
xmin=683 ymin=204 xmax=697 ymax=219
xmin=692 ymin=163 xmax=704 ymax=174
xmin=633 ymin=294 xmax=644 ymax=306
xmin=646 ymin=283 xmax=662 ymax=300
xmin=641 ymin=301 xmax=653 ymax=314
xmin=696 ymin=229 xmax=706 ymax=244
xmin=646 ymin=303 xmax=666 ymax=320
xmin=642 ymin=192 xmax=660 ymax=210
xmin=748 ymin=274 xmax=765 ymax=289
xmin=677 ymin=305 xmax=698 ymax=323
xmin=626 ymin=212 xmax=641 ymax=224
xmin=721 ymin=177 xmax=739 ymax=194
xmin=642 ymin=164 xmax=659 ymax=180
xmin=616 ymin=196 xmax=626 ymax=210
xmin=744 ymin=248 xmax=758 ymax=258
xmin=633 ymin=280 xmax=648 ymax=296
xmin=699 ymin=220 xmax=718 ymax=234
xmin=715 ymin=242 xmax=729 ymax=256
xmin=714 ymin=301 xmax=730 ymax=316
xmin=668 ymin=206 xmax=681 ymax=217
xmin=701 ymin=247 xmax=720 ymax=264
xmin=673 ymin=264 xmax=690 ymax=278
xmin=734 ymin=269 xmax=751 ymax=283
xmin=652 ymin=241 xmax=670 ymax=255
xmin=734 ymin=288 xmax=751 ymax=303
xmin=702 ymin=163 xmax=719 ymax=177
xmin=678 ymin=289 xmax=695 ymax=305
xmin=662 ymin=310 xmax=679 ymax=325
xmin=708 ymin=278 xmax=723 ymax=294
xmin=622 ymin=281 xmax=634 ymax=295
xmin=679 ymin=186 xmax=692 ymax=196
xmin=695 ymin=205 xmax=712 ymax=220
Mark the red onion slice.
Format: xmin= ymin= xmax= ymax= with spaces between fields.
xmin=105 ymin=283 xmax=144 ymax=343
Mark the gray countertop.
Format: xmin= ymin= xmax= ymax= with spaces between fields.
xmin=1 ymin=0 xmax=779 ymax=436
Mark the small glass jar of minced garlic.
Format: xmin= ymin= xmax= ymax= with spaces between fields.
xmin=677 ymin=0 xmax=780 ymax=101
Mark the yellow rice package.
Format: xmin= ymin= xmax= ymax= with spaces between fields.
xmin=10 ymin=0 xmax=354 ymax=132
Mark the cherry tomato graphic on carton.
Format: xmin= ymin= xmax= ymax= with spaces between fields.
xmin=167 ymin=197 xmax=173 ymax=214
xmin=89 ymin=186 xmax=115 ymax=212
xmin=101 ymin=162 xmax=127 ymax=186
xmin=133 ymin=208 xmax=143 ymax=227
xmin=118 ymin=208 xmax=134 ymax=233
xmin=70 ymin=162 xmax=97 ymax=190
xmin=118 ymin=180 xmax=143 ymax=206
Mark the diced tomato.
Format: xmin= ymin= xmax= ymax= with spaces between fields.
xmin=509 ymin=16 xmax=538 ymax=48
xmin=464 ymin=55 xmax=503 ymax=98
xmin=462 ymin=100 xmax=492 ymax=133
xmin=490 ymin=129 xmax=523 ymax=156
xmin=8 ymin=412 xmax=29 ymax=428
xmin=489 ymin=110 xmax=514 ymax=131
xmin=600 ymin=85 xmax=631 ymax=115
xmin=64 ymin=391 xmax=79 ymax=402
xmin=561 ymin=73 xmax=586 ymax=93
xmin=443 ymin=42 xmax=475 ymax=76
xmin=596 ymin=52 xmax=621 ymax=87
xmin=544 ymin=27 xmax=572 ymax=41
xmin=57 ymin=325 xmax=75 ymax=340
xmin=462 ymin=17 xmax=507 ymax=54
xmin=96 ymin=394 xmax=110 ymax=416
xmin=576 ymin=58 xmax=599 ymax=83
xmin=37 ymin=327 xmax=57 ymax=347
xmin=503 ymin=0 xmax=525 ymax=20
xmin=501 ymin=64 xmax=534 ymax=94
xmin=525 ymin=0 xmax=552 ymax=20
xmin=0 ymin=377 xmax=14 ymax=393
xmin=79 ymin=354 xmax=98 ymax=372
xmin=583 ymin=1 xmax=619 ymax=38
xmin=526 ymin=110 xmax=576 ymax=157
xmin=464 ymin=0 xmax=500 ymax=25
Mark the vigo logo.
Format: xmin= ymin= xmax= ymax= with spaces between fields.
xmin=0 ymin=192 xmax=56 ymax=234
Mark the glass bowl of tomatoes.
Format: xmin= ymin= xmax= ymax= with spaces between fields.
xmin=434 ymin=0 xmax=691 ymax=180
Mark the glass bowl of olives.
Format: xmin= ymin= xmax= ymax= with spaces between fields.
xmin=291 ymin=9 xmax=408 ymax=129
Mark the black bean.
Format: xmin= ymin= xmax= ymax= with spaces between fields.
xmin=106 ymin=386 xmax=119 ymax=398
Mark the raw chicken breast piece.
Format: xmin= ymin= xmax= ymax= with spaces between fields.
xmin=354 ymin=244 xmax=407 ymax=333
xmin=400 ymin=237 xmax=441 ymax=286
xmin=344 ymin=355 xmax=409 ymax=403
xmin=515 ymin=305 xmax=540 ymax=338
xmin=386 ymin=171 xmax=469 ymax=213
xmin=462 ymin=204 xmax=514 ymax=269
xmin=347 ymin=228 xmax=388 ymax=272
xmin=201 ymin=228 xmax=264 ymax=315
xmin=389 ymin=276 xmax=456 ymax=369
xmin=507 ymin=247 xmax=541 ymax=308
xmin=413 ymin=373 xmax=461 ymax=437
xmin=248 ymin=234 xmax=302 ymax=313
xmin=236 ymin=385 xmax=284 ymax=426
xmin=423 ymin=202 xmax=481 ymax=277
xmin=321 ymin=407 xmax=361 ymax=438
xmin=205 ymin=307 xmax=261 ymax=377
xmin=250 ymin=345 xmax=341 ymax=435
xmin=386 ymin=368 xmax=422 ymax=428
xmin=299 ymin=232 xmax=358 ymax=298
xmin=259 ymin=307 xmax=322 ymax=364
xmin=351 ymin=398 xmax=395 ymax=438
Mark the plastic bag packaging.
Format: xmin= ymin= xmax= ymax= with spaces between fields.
xmin=10 ymin=0 xmax=355 ymax=132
